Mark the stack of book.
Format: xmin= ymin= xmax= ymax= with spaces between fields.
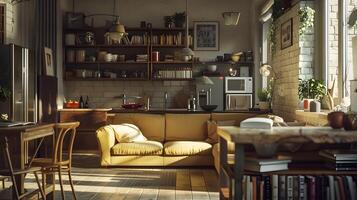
xmin=240 ymin=175 xmax=357 ymax=200
xmin=157 ymin=68 xmax=192 ymax=79
xmin=244 ymin=156 xmax=291 ymax=172
xmin=319 ymin=149 xmax=357 ymax=171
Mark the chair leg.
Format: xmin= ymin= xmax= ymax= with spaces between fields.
xmin=34 ymin=171 xmax=46 ymax=200
xmin=68 ymin=170 xmax=77 ymax=200
xmin=58 ymin=166 xmax=65 ymax=200
xmin=9 ymin=175 xmax=20 ymax=200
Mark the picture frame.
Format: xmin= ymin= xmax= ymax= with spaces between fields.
xmin=194 ymin=21 xmax=220 ymax=51
xmin=281 ymin=18 xmax=293 ymax=49
xmin=44 ymin=47 xmax=54 ymax=76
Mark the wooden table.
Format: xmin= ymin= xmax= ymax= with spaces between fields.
xmin=217 ymin=126 xmax=357 ymax=200
xmin=0 ymin=124 xmax=55 ymax=199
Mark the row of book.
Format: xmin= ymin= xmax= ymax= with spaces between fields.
xmin=236 ymin=175 xmax=357 ymax=200
xmin=156 ymin=69 xmax=192 ymax=79
xmin=152 ymin=34 xmax=193 ymax=46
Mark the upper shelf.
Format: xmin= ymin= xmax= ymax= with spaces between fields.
xmin=64 ymin=27 xmax=192 ymax=32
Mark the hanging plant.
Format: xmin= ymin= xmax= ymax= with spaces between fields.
xmin=298 ymin=6 xmax=315 ymax=36
xmin=0 ymin=85 xmax=11 ymax=102
xmin=268 ymin=21 xmax=278 ymax=55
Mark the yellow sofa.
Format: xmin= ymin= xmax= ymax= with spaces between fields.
xmin=97 ymin=112 xmax=258 ymax=167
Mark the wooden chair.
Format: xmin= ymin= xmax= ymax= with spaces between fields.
xmin=0 ymin=137 xmax=46 ymax=200
xmin=32 ymin=122 xmax=80 ymax=200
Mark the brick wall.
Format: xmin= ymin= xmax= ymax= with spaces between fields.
xmin=64 ymin=80 xmax=195 ymax=109
xmin=271 ymin=3 xmax=300 ymax=121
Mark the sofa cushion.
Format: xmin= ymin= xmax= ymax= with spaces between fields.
xmin=111 ymin=141 xmax=163 ymax=155
xmin=111 ymin=113 xmax=165 ymax=142
xmin=165 ymin=114 xmax=211 ymax=141
xmin=164 ymin=141 xmax=212 ymax=156
xmin=109 ymin=124 xmax=147 ymax=143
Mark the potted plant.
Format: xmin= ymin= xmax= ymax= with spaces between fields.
xmin=0 ymin=85 xmax=10 ymax=102
xmin=164 ymin=16 xmax=174 ymax=28
xmin=258 ymin=89 xmax=271 ymax=110
xmin=298 ymin=78 xmax=326 ymax=111
xmin=0 ymin=85 xmax=10 ymax=121
xmin=173 ymin=12 xmax=186 ymax=28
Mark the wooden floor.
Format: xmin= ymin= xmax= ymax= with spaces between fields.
xmin=0 ymin=154 xmax=219 ymax=200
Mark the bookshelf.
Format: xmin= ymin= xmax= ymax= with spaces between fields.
xmin=217 ymin=126 xmax=357 ymax=200
xmin=63 ymin=26 xmax=194 ymax=81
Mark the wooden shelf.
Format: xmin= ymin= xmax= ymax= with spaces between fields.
xmin=152 ymin=61 xmax=192 ymax=64
xmin=151 ymin=78 xmax=193 ymax=81
xmin=66 ymin=61 xmax=148 ymax=65
xmin=65 ymin=77 xmax=148 ymax=81
xmin=65 ymin=44 xmax=148 ymax=48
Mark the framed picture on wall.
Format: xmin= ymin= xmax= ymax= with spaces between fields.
xmin=194 ymin=21 xmax=220 ymax=51
xmin=44 ymin=47 xmax=54 ymax=76
xmin=281 ymin=18 xmax=293 ymax=49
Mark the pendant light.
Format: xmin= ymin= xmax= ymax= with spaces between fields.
xmin=181 ymin=0 xmax=194 ymax=57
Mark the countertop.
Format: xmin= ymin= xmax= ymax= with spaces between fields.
xmin=58 ymin=108 xmax=113 ymax=112
xmin=58 ymin=108 xmax=270 ymax=114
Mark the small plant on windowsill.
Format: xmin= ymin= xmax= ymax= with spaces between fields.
xmin=298 ymin=78 xmax=326 ymax=101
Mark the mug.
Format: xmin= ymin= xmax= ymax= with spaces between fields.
xmin=104 ymin=53 xmax=113 ymax=62
xmin=112 ymin=54 xmax=118 ymax=62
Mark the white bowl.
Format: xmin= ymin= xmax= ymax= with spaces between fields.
xmin=207 ymin=65 xmax=217 ymax=72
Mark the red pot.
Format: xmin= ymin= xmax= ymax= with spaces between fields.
xmin=328 ymin=111 xmax=345 ymax=129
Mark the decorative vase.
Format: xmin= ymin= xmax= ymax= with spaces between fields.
xmin=343 ymin=113 xmax=357 ymax=131
xmin=328 ymin=111 xmax=345 ymax=129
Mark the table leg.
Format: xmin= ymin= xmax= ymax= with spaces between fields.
xmin=234 ymin=144 xmax=244 ymax=200
xmin=219 ymin=136 xmax=228 ymax=199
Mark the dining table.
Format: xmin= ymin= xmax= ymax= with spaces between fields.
xmin=0 ymin=123 xmax=55 ymax=199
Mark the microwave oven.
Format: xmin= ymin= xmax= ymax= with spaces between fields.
xmin=225 ymin=94 xmax=252 ymax=110
xmin=225 ymin=77 xmax=253 ymax=93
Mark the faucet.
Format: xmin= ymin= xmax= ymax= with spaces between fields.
xmin=164 ymin=91 xmax=168 ymax=109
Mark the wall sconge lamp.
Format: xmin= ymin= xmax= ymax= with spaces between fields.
xmin=222 ymin=12 xmax=240 ymax=26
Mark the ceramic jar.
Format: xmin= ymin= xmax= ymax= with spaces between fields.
xmin=343 ymin=113 xmax=357 ymax=131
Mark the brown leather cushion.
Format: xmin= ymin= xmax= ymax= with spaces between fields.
xmin=164 ymin=141 xmax=212 ymax=156
xmin=165 ymin=113 xmax=211 ymax=141
xmin=111 ymin=113 xmax=165 ymax=142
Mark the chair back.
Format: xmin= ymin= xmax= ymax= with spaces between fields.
xmin=0 ymin=137 xmax=20 ymax=197
xmin=53 ymin=122 xmax=80 ymax=165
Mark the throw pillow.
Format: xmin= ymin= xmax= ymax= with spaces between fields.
xmin=110 ymin=124 xmax=147 ymax=143
xmin=205 ymin=120 xmax=237 ymax=144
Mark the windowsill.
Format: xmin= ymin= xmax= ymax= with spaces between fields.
xmin=295 ymin=110 xmax=329 ymax=126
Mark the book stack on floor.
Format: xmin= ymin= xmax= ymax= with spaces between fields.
xmin=244 ymin=156 xmax=291 ymax=173
xmin=319 ymin=149 xmax=357 ymax=171
xmin=241 ymin=175 xmax=357 ymax=200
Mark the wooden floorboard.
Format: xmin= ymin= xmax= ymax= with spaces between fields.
xmin=0 ymin=154 xmax=219 ymax=200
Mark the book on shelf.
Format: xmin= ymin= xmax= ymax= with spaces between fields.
xmin=244 ymin=156 xmax=291 ymax=172
xmin=0 ymin=121 xmax=35 ymax=127
xmin=319 ymin=149 xmax=357 ymax=161
xmin=231 ymin=175 xmax=357 ymax=200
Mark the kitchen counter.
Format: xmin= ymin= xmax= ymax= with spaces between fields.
xmin=109 ymin=108 xmax=269 ymax=114
xmin=59 ymin=108 xmax=112 ymax=112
